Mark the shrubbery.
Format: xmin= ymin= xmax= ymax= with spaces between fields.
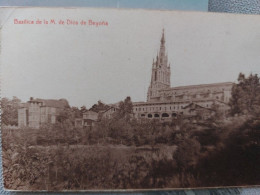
xmin=2 ymin=73 xmax=260 ymax=190
xmin=3 ymin=112 xmax=259 ymax=190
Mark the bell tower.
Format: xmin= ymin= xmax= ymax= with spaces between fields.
xmin=147 ymin=29 xmax=171 ymax=102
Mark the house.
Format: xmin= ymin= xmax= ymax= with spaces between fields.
xmin=82 ymin=110 xmax=99 ymax=127
xmin=18 ymin=97 xmax=69 ymax=129
xmin=182 ymin=102 xmax=215 ymax=120
xmin=74 ymin=110 xmax=99 ymax=128
xmin=74 ymin=104 xmax=119 ymax=128
xmin=100 ymin=105 xmax=119 ymax=119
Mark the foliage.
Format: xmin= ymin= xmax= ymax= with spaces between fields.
xmin=80 ymin=106 xmax=87 ymax=114
xmin=2 ymin=72 xmax=260 ymax=190
xmin=114 ymin=96 xmax=133 ymax=121
xmin=57 ymin=107 xmax=82 ymax=126
xmin=2 ymin=112 xmax=259 ymax=190
xmin=1 ymin=96 xmax=21 ymax=126
xmin=89 ymin=100 xmax=110 ymax=113
xmin=196 ymin=117 xmax=260 ymax=187
xmin=229 ymin=73 xmax=260 ymax=116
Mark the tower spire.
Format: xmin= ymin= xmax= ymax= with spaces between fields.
xmin=161 ymin=28 xmax=165 ymax=45
xmin=147 ymin=29 xmax=171 ymax=102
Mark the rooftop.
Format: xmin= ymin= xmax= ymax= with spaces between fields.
xmin=28 ymin=98 xmax=69 ymax=108
xmin=162 ymin=82 xmax=234 ymax=91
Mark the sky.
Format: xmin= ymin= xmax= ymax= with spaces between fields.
xmin=1 ymin=8 xmax=260 ymax=108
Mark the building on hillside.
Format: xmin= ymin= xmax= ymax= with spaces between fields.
xmin=75 ymin=105 xmax=119 ymax=128
xmin=182 ymin=102 xmax=215 ymax=120
xmin=75 ymin=110 xmax=99 ymax=128
xmin=82 ymin=110 xmax=99 ymax=127
xmin=18 ymin=97 xmax=69 ymax=129
xmin=74 ymin=29 xmax=234 ymax=126
xmin=100 ymin=105 xmax=119 ymax=119
xmin=132 ymin=29 xmax=233 ymax=120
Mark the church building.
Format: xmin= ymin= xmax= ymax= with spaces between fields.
xmin=132 ymin=29 xmax=233 ymax=120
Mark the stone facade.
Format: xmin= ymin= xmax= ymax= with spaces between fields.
xmin=133 ymin=30 xmax=234 ymax=120
xmin=18 ymin=98 xmax=69 ymax=129
xmin=147 ymin=29 xmax=171 ymax=101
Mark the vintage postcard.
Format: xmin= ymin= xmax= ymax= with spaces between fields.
xmin=1 ymin=8 xmax=259 ymax=191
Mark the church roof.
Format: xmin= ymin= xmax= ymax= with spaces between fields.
xmin=183 ymin=102 xmax=214 ymax=111
xmin=83 ymin=110 xmax=98 ymax=115
xmin=162 ymin=82 xmax=234 ymax=91
xmin=133 ymin=98 xmax=218 ymax=106
xmin=100 ymin=105 xmax=119 ymax=113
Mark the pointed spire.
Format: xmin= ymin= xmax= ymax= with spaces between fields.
xmin=160 ymin=28 xmax=165 ymax=45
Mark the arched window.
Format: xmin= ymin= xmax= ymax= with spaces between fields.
xmin=148 ymin=114 xmax=153 ymax=118
xmin=172 ymin=113 xmax=177 ymax=117
xmin=154 ymin=114 xmax=160 ymax=118
xmin=162 ymin=113 xmax=169 ymax=118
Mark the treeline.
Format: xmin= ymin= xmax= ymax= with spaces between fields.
xmin=2 ymin=73 xmax=260 ymax=190
xmin=2 ymin=112 xmax=259 ymax=190
xmin=1 ymin=96 xmax=110 ymax=127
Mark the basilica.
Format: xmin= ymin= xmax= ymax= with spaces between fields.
xmin=18 ymin=30 xmax=234 ymax=129
xmin=132 ymin=29 xmax=233 ymax=120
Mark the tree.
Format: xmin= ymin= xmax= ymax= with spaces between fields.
xmin=80 ymin=106 xmax=87 ymax=115
xmin=89 ymin=100 xmax=109 ymax=113
xmin=56 ymin=109 xmax=70 ymax=123
xmin=174 ymin=135 xmax=201 ymax=187
xmin=1 ymin=96 xmax=21 ymax=126
xmin=229 ymin=73 xmax=260 ymax=116
xmin=71 ymin=106 xmax=82 ymax=118
xmin=209 ymin=102 xmax=223 ymax=122
xmin=57 ymin=106 xmax=83 ymax=127
xmin=115 ymin=96 xmax=133 ymax=121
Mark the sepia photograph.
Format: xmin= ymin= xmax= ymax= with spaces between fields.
xmin=1 ymin=8 xmax=260 ymax=191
